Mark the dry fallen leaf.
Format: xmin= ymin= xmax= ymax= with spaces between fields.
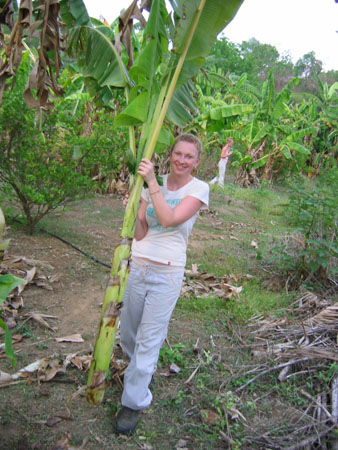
xmin=200 ymin=409 xmax=221 ymax=426
xmin=228 ymin=405 xmax=247 ymax=422
xmin=46 ymin=416 xmax=63 ymax=427
xmin=0 ymin=370 xmax=13 ymax=384
xmin=55 ymin=334 xmax=84 ymax=343
xmin=51 ymin=433 xmax=72 ymax=450
xmin=169 ymin=363 xmax=181 ymax=374
xmin=64 ymin=353 xmax=91 ymax=371
xmin=251 ymin=239 xmax=258 ymax=249
xmin=229 ymin=235 xmax=239 ymax=241
xmin=10 ymin=358 xmax=49 ymax=380
xmin=42 ymin=365 xmax=66 ymax=382
xmin=24 ymin=312 xmax=58 ymax=331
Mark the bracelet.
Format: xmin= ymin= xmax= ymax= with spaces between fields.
xmin=149 ymin=188 xmax=160 ymax=195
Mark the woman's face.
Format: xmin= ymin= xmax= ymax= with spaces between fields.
xmin=170 ymin=140 xmax=200 ymax=177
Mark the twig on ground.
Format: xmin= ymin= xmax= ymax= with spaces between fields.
xmin=184 ymin=363 xmax=201 ymax=384
xmin=284 ymin=424 xmax=337 ymax=450
xmin=235 ymin=358 xmax=310 ymax=393
xmin=300 ymin=389 xmax=333 ymax=421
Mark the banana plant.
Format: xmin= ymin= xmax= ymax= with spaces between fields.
xmin=66 ymin=0 xmax=244 ymax=404
xmin=201 ymin=71 xmax=316 ymax=185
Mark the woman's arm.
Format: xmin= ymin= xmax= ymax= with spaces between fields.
xmin=137 ymin=159 xmax=203 ymax=228
xmin=134 ymin=198 xmax=148 ymax=240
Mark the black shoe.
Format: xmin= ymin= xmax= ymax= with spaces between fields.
xmin=116 ymin=406 xmax=141 ymax=435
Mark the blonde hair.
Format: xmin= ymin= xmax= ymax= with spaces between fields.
xmin=172 ymin=133 xmax=202 ymax=158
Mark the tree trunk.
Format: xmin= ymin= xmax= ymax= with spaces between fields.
xmin=235 ymin=139 xmax=266 ymax=187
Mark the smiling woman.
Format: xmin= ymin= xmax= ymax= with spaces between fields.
xmin=116 ymin=133 xmax=209 ymax=435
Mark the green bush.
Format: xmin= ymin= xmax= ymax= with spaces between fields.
xmin=269 ymin=172 xmax=338 ymax=286
xmin=0 ymin=54 xmax=126 ymax=234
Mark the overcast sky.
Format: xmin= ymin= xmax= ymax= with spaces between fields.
xmin=84 ymin=0 xmax=338 ymax=71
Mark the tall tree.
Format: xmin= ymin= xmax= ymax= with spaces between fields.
xmin=294 ymin=51 xmax=323 ymax=94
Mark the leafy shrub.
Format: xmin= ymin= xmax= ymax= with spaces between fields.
xmin=0 ymin=54 xmax=127 ymax=233
xmin=269 ymin=173 xmax=338 ymax=287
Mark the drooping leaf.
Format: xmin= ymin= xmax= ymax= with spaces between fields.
xmin=171 ymin=0 xmax=244 ymax=85
xmin=67 ymin=25 xmax=129 ymax=88
xmin=167 ymin=81 xmax=198 ymax=127
xmin=171 ymin=0 xmax=244 ymax=60
xmin=288 ymin=142 xmax=311 ymax=155
xmin=209 ymin=104 xmax=253 ymax=120
xmin=60 ymin=0 xmax=92 ymax=28
xmin=250 ymin=124 xmax=272 ymax=147
xmin=114 ymin=91 xmax=149 ymax=126
xmin=0 ymin=274 xmax=25 ymax=304
xmin=284 ymin=128 xmax=316 ymax=142
xmin=281 ymin=146 xmax=292 ymax=160
xmin=251 ymin=154 xmax=268 ymax=169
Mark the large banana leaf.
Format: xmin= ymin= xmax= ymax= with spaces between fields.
xmin=171 ymin=0 xmax=243 ymax=60
xmin=67 ymin=26 xmax=129 ymax=89
xmin=67 ymin=0 xmax=244 ymax=132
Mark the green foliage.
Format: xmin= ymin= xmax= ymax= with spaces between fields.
xmin=159 ymin=343 xmax=186 ymax=366
xmin=0 ymin=55 xmax=98 ymax=234
xmin=269 ymin=173 xmax=338 ymax=285
xmin=0 ymin=274 xmax=24 ymax=367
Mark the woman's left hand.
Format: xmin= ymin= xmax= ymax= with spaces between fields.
xmin=137 ymin=159 xmax=157 ymax=185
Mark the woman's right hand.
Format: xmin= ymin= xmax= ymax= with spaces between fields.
xmin=123 ymin=192 xmax=129 ymax=208
xmin=137 ymin=158 xmax=157 ymax=186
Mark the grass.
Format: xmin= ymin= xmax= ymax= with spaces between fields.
xmin=186 ymin=182 xmax=294 ymax=323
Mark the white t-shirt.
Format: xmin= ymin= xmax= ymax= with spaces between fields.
xmin=131 ymin=174 xmax=209 ymax=267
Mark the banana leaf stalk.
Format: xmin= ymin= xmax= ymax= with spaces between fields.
xmin=86 ymin=0 xmax=208 ymax=405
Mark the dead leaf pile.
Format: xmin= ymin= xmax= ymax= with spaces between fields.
xmin=1 ymin=254 xmax=57 ymax=298
xmin=0 ymin=348 xmax=93 ymax=387
xmin=0 ymin=254 xmax=59 ymax=330
xmin=236 ymin=290 xmax=338 ymax=448
xmin=182 ymin=264 xmax=248 ymax=299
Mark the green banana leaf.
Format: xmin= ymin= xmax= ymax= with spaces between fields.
xmin=172 ymin=0 xmax=243 ymax=60
xmin=281 ymin=146 xmax=292 ymax=160
xmin=67 ymin=0 xmax=245 ymax=133
xmin=209 ymin=103 xmax=253 ymax=120
xmin=251 ymin=154 xmax=269 ymax=169
xmin=287 ymin=142 xmax=311 ymax=155
xmin=60 ymin=0 xmax=92 ymax=28
xmin=249 ymin=123 xmax=271 ymax=147
xmin=271 ymin=77 xmax=299 ymax=121
xmin=283 ymin=128 xmax=316 ymax=143
xmin=67 ymin=26 xmax=129 ymax=88
xmin=0 ymin=274 xmax=24 ymax=304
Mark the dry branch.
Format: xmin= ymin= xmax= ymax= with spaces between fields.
xmin=235 ymin=358 xmax=310 ymax=393
xmin=284 ymin=424 xmax=337 ymax=450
